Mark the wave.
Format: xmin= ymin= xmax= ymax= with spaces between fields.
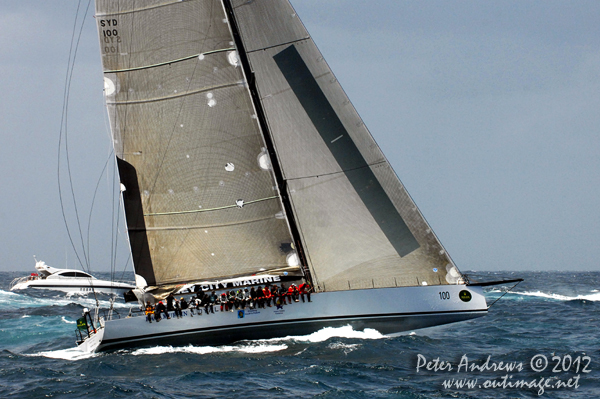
xmin=493 ymin=290 xmax=600 ymax=302
xmin=0 ymin=289 xmax=133 ymax=310
xmin=131 ymin=343 xmax=288 ymax=356
xmin=33 ymin=347 xmax=99 ymax=361
xmin=327 ymin=342 xmax=360 ymax=354
xmin=269 ymin=325 xmax=385 ymax=343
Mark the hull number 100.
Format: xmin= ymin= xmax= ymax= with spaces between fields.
xmin=439 ymin=291 xmax=450 ymax=300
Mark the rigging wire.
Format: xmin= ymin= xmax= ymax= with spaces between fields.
xmin=57 ymin=0 xmax=100 ymax=307
xmin=96 ymin=0 xmax=134 ymax=287
xmin=106 ymin=0 xmax=140 ymax=281
xmin=95 ymin=45 xmax=130 ymax=287
xmin=85 ymin=151 xmax=112 ymax=271
xmin=487 ymin=280 xmax=522 ymax=309
xmin=57 ymin=0 xmax=93 ymax=273
xmin=61 ymin=1 xmax=133 ymax=304
xmin=110 ymin=150 xmax=119 ymax=283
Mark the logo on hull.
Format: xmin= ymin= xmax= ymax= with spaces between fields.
xmin=459 ymin=290 xmax=472 ymax=302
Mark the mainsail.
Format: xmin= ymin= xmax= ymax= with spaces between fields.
xmin=96 ymin=0 xmax=463 ymax=294
xmin=96 ymin=0 xmax=299 ymax=291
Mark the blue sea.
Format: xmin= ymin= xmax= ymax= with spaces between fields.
xmin=0 ymin=271 xmax=598 ymax=398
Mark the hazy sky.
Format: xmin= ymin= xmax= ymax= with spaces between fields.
xmin=1 ymin=1 xmax=599 ymax=273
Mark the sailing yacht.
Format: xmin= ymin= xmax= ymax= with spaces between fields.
xmin=79 ymin=0 xmax=516 ymax=351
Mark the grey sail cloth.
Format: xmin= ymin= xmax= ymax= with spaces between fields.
xmin=229 ymin=0 xmax=460 ymax=291
xmin=95 ymin=0 xmax=297 ymax=288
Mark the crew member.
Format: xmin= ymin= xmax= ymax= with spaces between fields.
xmin=156 ymin=300 xmax=169 ymax=320
xmin=145 ymin=301 xmax=155 ymax=323
xmin=299 ymin=282 xmax=313 ymax=303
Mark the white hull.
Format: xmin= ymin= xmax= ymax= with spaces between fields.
xmin=11 ymin=279 xmax=134 ymax=295
xmin=98 ymin=285 xmax=487 ymax=351
xmin=77 ymin=325 xmax=105 ymax=353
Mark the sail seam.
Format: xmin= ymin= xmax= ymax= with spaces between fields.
xmin=143 ymin=196 xmax=279 ymax=216
xmin=285 ymin=160 xmax=388 ymax=182
xmin=103 ymin=48 xmax=235 ymax=73
xmin=106 ymin=81 xmax=242 ymax=105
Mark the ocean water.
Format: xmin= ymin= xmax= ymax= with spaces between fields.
xmin=0 ymin=271 xmax=598 ymax=398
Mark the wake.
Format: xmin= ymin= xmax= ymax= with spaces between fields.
xmin=492 ymin=289 xmax=600 ymax=302
xmin=129 ymin=325 xmax=384 ymax=357
xmin=0 ymin=289 xmax=132 ymax=310
xmin=33 ymin=347 xmax=99 ymax=361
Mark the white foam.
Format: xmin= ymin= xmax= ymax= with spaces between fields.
xmin=0 ymin=289 xmax=24 ymax=302
xmin=327 ymin=342 xmax=360 ymax=353
xmin=270 ymin=325 xmax=384 ymax=343
xmin=0 ymin=289 xmax=132 ymax=310
xmin=31 ymin=347 xmax=99 ymax=361
xmin=131 ymin=343 xmax=288 ymax=356
xmin=212 ymin=325 xmax=388 ymax=346
xmin=129 ymin=326 xmax=383 ymax=356
xmin=62 ymin=316 xmax=76 ymax=324
xmin=507 ymin=290 xmax=600 ymax=302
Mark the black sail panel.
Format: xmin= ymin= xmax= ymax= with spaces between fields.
xmin=117 ymin=157 xmax=155 ymax=286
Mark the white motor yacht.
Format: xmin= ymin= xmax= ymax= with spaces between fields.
xmin=10 ymin=258 xmax=134 ymax=295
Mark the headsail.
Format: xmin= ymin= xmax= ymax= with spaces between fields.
xmin=227 ymin=0 xmax=462 ymax=291
xmin=95 ymin=0 xmax=300 ymax=291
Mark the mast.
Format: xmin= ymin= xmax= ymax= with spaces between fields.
xmin=222 ymin=0 xmax=312 ymax=285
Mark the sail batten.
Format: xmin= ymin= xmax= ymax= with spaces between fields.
xmin=245 ymin=38 xmax=310 ymax=55
xmin=135 ymin=215 xmax=279 ymax=232
xmin=96 ymin=0 xmax=195 ymax=17
xmin=144 ymin=195 xmax=279 ymax=216
xmin=106 ymin=82 xmax=244 ymax=105
xmin=284 ymin=161 xmax=388 ymax=182
xmin=103 ymin=48 xmax=235 ymax=74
